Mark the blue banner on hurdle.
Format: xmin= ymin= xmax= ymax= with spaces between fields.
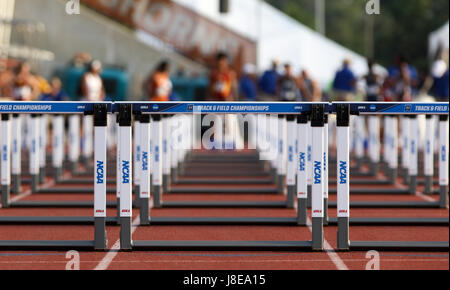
xmin=334 ymin=102 xmax=449 ymax=115
xmin=0 ymin=102 xmax=112 ymax=114
xmin=116 ymin=102 xmax=333 ymax=114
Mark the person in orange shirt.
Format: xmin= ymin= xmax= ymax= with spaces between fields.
xmin=209 ymin=52 xmax=237 ymax=101
xmin=147 ymin=60 xmax=173 ymax=102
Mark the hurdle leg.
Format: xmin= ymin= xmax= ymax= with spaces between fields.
xmin=39 ymin=115 xmax=47 ymax=184
xmin=139 ymin=114 xmax=151 ymax=225
xmin=133 ymin=114 xmax=141 ymax=208
xmin=387 ymin=116 xmax=399 ymax=185
xmin=162 ymin=115 xmax=171 ymax=193
xmin=115 ymin=114 xmax=121 ymax=224
xmin=94 ymin=104 xmax=108 ymax=251
xmin=118 ymin=104 xmax=133 ymax=251
xmin=439 ymin=115 xmax=448 ymax=208
xmin=30 ymin=115 xmax=40 ymax=193
xmin=52 ymin=115 xmax=64 ymax=183
xmin=11 ymin=114 xmax=21 ymax=193
xmin=368 ymin=116 xmax=380 ymax=176
xmin=68 ymin=115 xmax=80 ymax=175
xmin=286 ymin=115 xmax=296 ymax=208
xmin=424 ymin=116 xmax=434 ymax=194
xmin=401 ymin=116 xmax=410 ymax=184
xmin=409 ymin=116 xmax=418 ymax=194
xmin=151 ymin=115 xmax=163 ymax=208
xmin=297 ymin=114 xmax=308 ymax=225
xmin=311 ymin=104 xmax=324 ymax=251
xmin=1 ymin=114 xmax=11 ymax=208
xmin=323 ymin=115 xmax=329 ymax=225
xmin=336 ymin=104 xmax=350 ymax=251
xmin=307 ymin=119 xmax=312 ymax=208
xmin=277 ymin=115 xmax=286 ymax=194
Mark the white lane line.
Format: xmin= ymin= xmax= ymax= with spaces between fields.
xmin=306 ymin=217 xmax=349 ymax=270
xmin=94 ymin=215 xmax=140 ymax=270
xmin=10 ymin=179 xmax=55 ymax=202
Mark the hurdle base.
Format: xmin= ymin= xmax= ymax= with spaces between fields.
xmin=349 ymin=241 xmax=449 ymax=252
xmin=134 ymin=185 xmax=141 ymax=208
xmin=162 ymin=174 xmax=169 ymax=193
xmin=153 ymin=185 xmax=162 ymax=208
xmin=286 ymin=186 xmax=295 ymax=208
xmin=424 ymin=176 xmax=432 ymax=194
xmin=440 ymin=185 xmax=448 ymax=209
xmin=0 ymin=240 xmax=96 ymax=251
xmin=69 ymin=161 xmax=78 ymax=175
xmin=323 ymin=198 xmax=329 ymax=226
xmin=402 ymin=168 xmax=409 ymax=185
xmin=337 ymin=217 xmax=350 ymax=251
xmin=297 ymin=198 xmax=307 ymax=226
xmin=1 ymin=185 xmax=10 ymax=208
xmin=116 ymin=197 xmax=121 ymax=225
xmin=277 ymin=174 xmax=285 ymax=194
xmin=369 ymin=162 xmax=378 ymax=176
xmin=311 ymin=217 xmax=324 ymax=251
xmin=409 ymin=175 xmax=417 ymax=194
xmin=94 ymin=217 xmax=107 ymax=251
xmin=120 ymin=216 xmax=132 ymax=251
xmin=53 ymin=167 xmax=62 ymax=183
xmin=12 ymin=175 xmax=21 ymax=193
xmin=307 ymin=185 xmax=312 ymax=208
xmin=39 ymin=167 xmax=46 ymax=184
xmin=140 ymin=197 xmax=150 ymax=225
xmin=132 ymin=240 xmax=313 ymax=251
xmin=31 ymin=174 xmax=39 ymax=193
xmin=387 ymin=168 xmax=397 ymax=185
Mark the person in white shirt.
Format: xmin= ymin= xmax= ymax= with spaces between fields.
xmin=81 ymin=60 xmax=105 ymax=101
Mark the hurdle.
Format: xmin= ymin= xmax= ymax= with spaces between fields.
xmin=117 ymin=102 xmax=334 ymax=251
xmin=336 ymin=102 xmax=449 ymax=251
xmin=0 ymin=102 xmax=110 ymax=249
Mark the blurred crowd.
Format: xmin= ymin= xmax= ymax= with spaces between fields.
xmin=1 ymin=49 xmax=448 ymax=103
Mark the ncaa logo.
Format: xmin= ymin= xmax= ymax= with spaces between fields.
xmin=153 ymin=104 xmax=159 ymax=111
xmin=96 ymin=161 xmax=104 ymax=184
xmin=339 ymin=161 xmax=347 ymax=184
xmin=122 ymin=160 xmax=130 ymax=184
xmin=314 ymin=161 xmax=321 ymax=184
xmin=299 ymin=152 xmax=306 ymax=171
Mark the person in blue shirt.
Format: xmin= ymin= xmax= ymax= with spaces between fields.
xmin=239 ymin=63 xmax=257 ymax=101
xmin=333 ymin=59 xmax=356 ymax=101
xmin=41 ymin=77 xmax=68 ymax=101
xmin=431 ymin=64 xmax=449 ymax=101
xmin=258 ymin=60 xmax=279 ymax=100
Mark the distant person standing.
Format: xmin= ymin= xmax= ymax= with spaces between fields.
xmin=298 ymin=69 xmax=321 ymax=102
xmin=239 ymin=63 xmax=258 ymax=101
xmin=41 ymin=77 xmax=68 ymax=102
xmin=81 ymin=60 xmax=105 ymax=166
xmin=209 ymin=52 xmax=237 ymax=101
xmin=363 ymin=59 xmax=381 ymax=102
xmin=81 ymin=60 xmax=105 ymax=101
xmin=332 ymin=59 xmax=356 ymax=101
xmin=277 ymin=63 xmax=300 ymax=102
xmin=147 ymin=60 xmax=173 ymax=102
xmin=259 ymin=60 xmax=280 ymax=100
xmin=12 ymin=62 xmax=39 ymax=101
xmin=429 ymin=58 xmax=449 ymax=101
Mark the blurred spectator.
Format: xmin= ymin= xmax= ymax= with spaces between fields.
xmin=81 ymin=60 xmax=105 ymax=101
xmin=12 ymin=62 xmax=39 ymax=101
xmin=259 ymin=60 xmax=280 ymax=100
xmin=332 ymin=59 xmax=356 ymax=101
xmin=298 ymin=69 xmax=321 ymax=102
xmin=41 ymin=77 xmax=69 ymax=101
xmin=0 ymin=68 xmax=14 ymax=100
xmin=72 ymin=52 xmax=92 ymax=68
xmin=363 ymin=59 xmax=382 ymax=101
xmin=145 ymin=60 xmax=173 ymax=102
xmin=209 ymin=52 xmax=237 ymax=101
xmin=278 ymin=63 xmax=300 ymax=102
xmin=421 ymin=58 xmax=449 ymax=101
xmin=239 ymin=63 xmax=257 ymax=101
